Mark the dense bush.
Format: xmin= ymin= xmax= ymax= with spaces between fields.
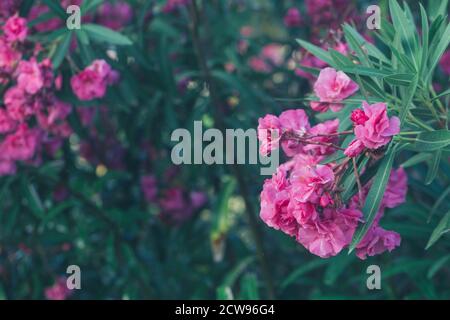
xmin=0 ymin=0 xmax=449 ymax=300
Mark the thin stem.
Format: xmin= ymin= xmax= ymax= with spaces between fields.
xmin=352 ymin=158 xmax=364 ymax=208
xmin=188 ymin=0 xmax=275 ymax=299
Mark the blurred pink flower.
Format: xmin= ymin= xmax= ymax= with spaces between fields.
xmin=141 ymin=175 xmax=158 ymax=203
xmin=4 ymin=14 xmax=28 ymax=43
xmin=248 ymin=56 xmax=271 ymax=73
xmin=71 ymin=60 xmax=117 ymax=101
xmin=439 ymin=50 xmax=450 ymax=75
xmin=382 ymin=167 xmax=407 ymax=208
xmin=16 ymin=59 xmax=44 ymax=95
xmin=45 ymin=277 xmax=72 ymax=300
xmin=261 ymin=44 xmax=285 ymax=67
xmin=284 ymin=8 xmax=302 ymax=27
xmin=97 ymin=1 xmax=133 ymax=30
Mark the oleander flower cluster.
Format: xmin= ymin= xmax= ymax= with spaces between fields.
xmin=258 ymin=67 xmax=406 ymax=259
xmin=0 ymin=14 xmax=72 ymax=176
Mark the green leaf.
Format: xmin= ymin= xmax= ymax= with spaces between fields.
xmin=389 ymin=0 xmax=418 ymax=68
xmin=419 ymin=4 xmax=429 ymax=79
xmin=400 ymin=152 xmax=431 ymax=168
xmin=426 ymin=210 xmax=450 ymax=249
xmin=349 ymin=145 xmax=397 ymax=253
xmin=83 ymin=24 xmax=133 ymax=46
xmin=239 ymin=273 xmax=259 ymax=300
xmin=428 ymin=186 xmax=450 ymax=222
xmin=280 ymin=259 xmax=328 ymax=291
xmin=52 ymin=31 xmax=73 ymax=69
xmin=398 ymin=74 xmax=418 ymax=126
xmin=340 ymin=66 xmax=392 ymax=78
xmin=427 ymin=254 xmax=450 ymax=279
xmin=425 ymin=149 xmax=442 ymax=185
xmin=383 ymin=73 xmax=414 ymax=86
xmin=415 ymin=130 xmax=450 ymax=151
xmin=296 ymin=39 xmax=333 ymax=65
xmin=42 ymin=0 xmax=67 ymax=20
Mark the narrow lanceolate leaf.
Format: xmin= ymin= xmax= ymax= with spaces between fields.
xmin=399 ymin=74 xmax=418 ymax=126
xmin=425 ymin=149 xmax=441 ymax=185
xmin=400 ymin=152 xmax=431 ymax=168
xmin=348 ymin=145 xmax=397 ymax=253
xmin=389 ymin=0 xmax=418 ymax=68
xmin=419 ymin=4 xmax=429 ymax=79
xmin=42 ymin=0 xmax=67 ymax=20
xmin=83 ymin=24 xmax=133 ymax=46
xmin=426 ymin=210 xmax=450 ymax=250
xmin=383 ymin=73 xmax=415 ymax=86
xmin=296 ymin=39 xmax=333 ymax=66
xmin=52 ymin=31 xmax=73 ymax=69
xmin=415 ymin=130 xmax=450 ymax=151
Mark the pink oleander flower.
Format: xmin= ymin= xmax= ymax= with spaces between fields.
xmin=260 ymin=161 xmax=298 ymax=237
xmin=439 ymin=50 xmax=450 ymax=75
xmin=248 ymin=56 xmax=272 ymax=73
xmin=0 ymin=124 xmax=41 ymax=161
xmin=261 ymin=44 xmax=285 ymax=67
xmin=45 ymin=277 xmax=72 ymax=300
xmin=0 ymin=1 xmax=22 ymax=22
xmin=343 ymin=139 xmax=365 ymax=158
xmin=0 ymin=108 xmax=17 ymax=134
xmin=71 ymin=60 xmax=117 ymax=101
xmin=159 ymin=188 xmax=195 ymax=224
xmin=355 ymin=226 xmax=401 ymax=260
xmin=284 ymin=8 xmax=302 ymax=27
xmin=297 ymin=207 xmax=362 ymax=258
xmin=0 ymin=36 xmax=21 ymax=73
xmin=190 ymin=191 xmax=208 ymax=209
xmin=162 ymin=0 xmax=190 ymax=13
xmin=4 ymin=86 xmax=35 ymax=122
xmin=16 ymin=59 xmax=44 ymax=95
xmin=303 ymin=119 xmax=339 ymax=157
xmin=257 ymin=114 xmax=282 ymax=156
xmin=0 ymin=159 xmax=16 ymax=176
xmin=4 ymin=14 xmax=28 ymax=43
xmin=345 ymin=102 xmax=400 ymax=155
xmin=382 ymin=167 xmax=407 ymax=208
xmin=141 ymin=175 xmax=158 ymax=203
xmin=311 ymin=67 xmax=359 ymax=112
xmin=97 ymin=1 xmax=133 ymax=30
xmin=291 ymin=163 xmax=335 ymax=206
xmin=279 ymin=109 xmax=311 ymax=156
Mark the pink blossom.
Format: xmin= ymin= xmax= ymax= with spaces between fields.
xmin=279 ymin=109 xmax=311 ymax=156
xmin=261 ymin=44 xmax=285 ymax=67
xmin=4 ymin=14 xmax=28 ymax=43
xmin=159 ymin=188 xmax=195 ymax=224
xmin=4 ymin=86 xmax=34 ymax=122
xmin=45 ymin=277 xmax=72 ymax=300
xmin=0 ymin=124 xmax=41 ymax=161
xmin=290 ymin=163 xmax=335 ymax=205
xmin=257 ymin=114 xmax=282 ymax=156
xmin=344 ymin=139 xmax=365 ymax=157
xmin=439 ymin=50 xmax=450 ymax=75
xmin=71 ymin=60 xmax=117 ymax=101
xmin=162 ymin=0 xmax=190 ymax=13
xmin=382 ymin=167 xmax=407 ymax=208
xmin=351 ymin=102 xmax=400 ymax=150
xmin=284 ymin=8 xmax=302 ymax=27
xmin=295 ymin=54 xmax=327 ymax=81
xmin=97 ymin=1 xmax=133 ymax=31
xmin=16 ymin=59 xmax=44 ymax=95
xmin=141 ymin=175 xmax=158 ymax=203
xmin=356 ymin=226 xmax=401 ymax=260
xmin=297 ymin=207 xmax=362 ymax=258
xmin=248 ymin=56 xmax=272 ymax=73
xmin=240 ymin=26 xmax=253 ymax=37
xmin=0 ymin=108 xmax=17 ymax=134
xmin=303 ymin=119 xmax=339 ymax=157
xmin=0 ymin=37 xmax=21 ymax=73
xmin=0 ymin=159 xmax=16 ymax=176
xmin=311 ymin=68 xmax=359 ymax=112
xmin=260 ymin=161 xmax=298 ymax=237
xmin=190 ymin=191 xmax=207 ymax=209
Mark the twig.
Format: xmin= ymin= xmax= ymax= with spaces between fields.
xmin=188 ymin=0 xmax=275 ymax=299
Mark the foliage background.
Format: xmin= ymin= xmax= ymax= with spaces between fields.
xmin=0 ymin=0 xmax=449 ymax=300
